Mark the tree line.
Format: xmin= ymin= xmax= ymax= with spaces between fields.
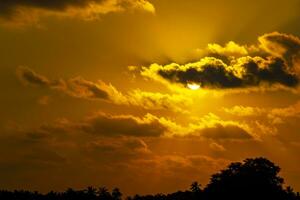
xmin=1 ymin=157 xmax=300 ymax=200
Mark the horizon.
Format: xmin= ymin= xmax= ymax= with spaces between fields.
xmin=0 ymin=157 xmax=298 ymax=198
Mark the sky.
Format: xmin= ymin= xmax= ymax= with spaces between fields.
xmin=1 ymin=0 xmax=300 ymax=196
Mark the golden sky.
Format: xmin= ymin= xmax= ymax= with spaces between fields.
xmin=1 ymin=0 xmax=300 ymax=195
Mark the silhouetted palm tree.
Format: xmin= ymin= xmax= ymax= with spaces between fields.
xmin=112 ymin=188 xmax=122 ymax=200
xmin=98 ymin=187 xmax=112 ymax=200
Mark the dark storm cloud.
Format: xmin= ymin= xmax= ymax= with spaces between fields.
xmin=140 ymin=32 xmax=300 ymax=90
xmin=80 ymin=113 xmax=167 ymax=137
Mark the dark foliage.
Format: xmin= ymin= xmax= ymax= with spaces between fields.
xmin=1 ymin=157 xmax=299 ymax=200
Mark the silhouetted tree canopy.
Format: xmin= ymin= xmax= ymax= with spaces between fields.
xmin=204 ymin=157 xmax=292 ymax=200
xmin=0 ymin=157 xmax=299 ymax=200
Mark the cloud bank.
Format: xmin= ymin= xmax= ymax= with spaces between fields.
xmin=139 ymin=32 xmax=300 ymax=91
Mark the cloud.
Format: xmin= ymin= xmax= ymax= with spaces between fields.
xmin=153 ymin=113 xmax=257 ymax=140
xmin=17 ymin=66 xmax=191 ymax=112
xmin=187 ymin=113 xmax=255 ymax=140
xmin=7 ymin=111 xmax=170 ymax=139
xmin=209 ymin=142 xmax=226 ymax=152
xmin=1 ymin=107 xmax=265 ymax=193
xmin=254 ymin=121 xmax=278 ymax=136
xmin=0 ymin=121 xmax=156 ymax=189
xmin=66 ymin=77 xmax=120 ymax=101
xmin=223 ymin=105 xmax=265 ymax=117
xmin=138 ymin=32 xmax=300 ymax=91
xmin=199 ymin=124 xmax=253 ymax=140
xmin=221 ymin=102 xmax=300 ymax=135
xmin=268 ymin=101 xmax=300 ymax=123
xmin=75 ymin=111 xmax=259 ymax=141
xmin=1 ymin=119 xmax=231 ymax=193
xmin=85 ymin=137 xmax=151 ymax=162
xmin=15 ymin=66 xmax=265 ymax=140
xmin=0 ymin=116 xmax=154 ymax=168
xmin=141 ymin=56 xmax=298 ymax=90
xmin=16 ymin=66 xmax=128 ymax=102
xmin=74 ymin=111 xmax=257 ymax=141
xmin=259 ymin=32 xmax=300 ymax=64
xmin=223 ymin=101 xmax=300 ymax=124
xmin=0 ymin=0 xmax=155 ymax=26
xmin=16 ymin=66 xmax=66 ymax=90
xmin=65 ymin=79 xmax=192 ymax=112
xmin=79 ymin=112 xmax=168 ymax=137
xmin=11 ymin=93 xmax=255 ymax=140
xmin=126 ymin=90 xmax=192 ymax=113
xmin=207 ymin=41 xmax=250 ymax=58
xmin=16 ymin=66 xmax=51 ymax=86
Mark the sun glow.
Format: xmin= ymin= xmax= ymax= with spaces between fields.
xmin=187 ymin=83 xmax=200 ymax=90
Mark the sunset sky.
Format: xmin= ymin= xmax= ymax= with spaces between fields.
xmin=1 ymin=0 xmax=300 ymax=195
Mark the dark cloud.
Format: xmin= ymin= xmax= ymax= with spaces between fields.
xmin=200 ymin=124 xmax=253 ymax=140
xmin=0 ymin=0 xmax=155 ymax=24
xmin=16 ymin=66 xmax=66 ymax=91
xmin=156 ymin=57 xmax=298 ymax=89
xmin=80 ymin=113 xmax=167 ymax=137
xmin=16 ymin=66 xmax=51 ymax=87
xmin=16 ymin=66 xmax=112 ymax=101
xmin=141 ymin=33 xmax=300 ymax=90
xmin=157 ymin=58 xmax=241 ymax=89
xmin=0 ymin=0 xmax=94 ymax=15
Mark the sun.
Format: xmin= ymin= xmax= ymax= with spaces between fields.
xmin=187 ymin=83 xmax=200 ymax=90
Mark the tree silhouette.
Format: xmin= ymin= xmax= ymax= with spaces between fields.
xmin=190 ymin=181 xmax=202 ymax=200
xmin=98 ymin=187 xmax=112 ymax=200
xmin=190 ymin=181 xmax=201 ymax=193
xmin=204 ymin=157 xmax=287 ymax=200
xmin=112 ymin=188 xmax=122 ymax=200
xmin=85 ymin=186 xmax=97 ymax=200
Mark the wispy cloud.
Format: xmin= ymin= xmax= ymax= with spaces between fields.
xmin=16 ymin=66 xmax=191 ymax=113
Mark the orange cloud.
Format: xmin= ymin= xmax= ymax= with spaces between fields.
xmin=79 ymin=112 xmax=169 ymax=137
xmin=223 ymin=101 xmax=300 ymax=124
xmin=16 ymin=66 xmax=191 ymax=113
xmin=259 ymin=32 xmax=300 ymax=64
